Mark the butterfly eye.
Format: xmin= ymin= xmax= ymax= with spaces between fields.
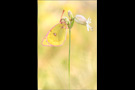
xmin=53 ymin=33 xmax=57 ymax=36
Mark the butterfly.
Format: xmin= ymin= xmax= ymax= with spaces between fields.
xmin=42 ymin=10 xmax=68 ymax=46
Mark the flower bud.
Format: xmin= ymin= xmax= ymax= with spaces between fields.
xmin=61 ymin=17 xmax=70 ymax=25
xmin=75 ymin=15 xmax=87 ymax=25
xmin=68 ymin=10 xmax=73 ymax=20
xmin=75 ymin=15 xmax=93 ymax=31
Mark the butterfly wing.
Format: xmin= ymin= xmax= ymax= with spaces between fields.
xmin=42 ymin=30 xmax=52 ymax=46
xmin=42 ymin=23 xmax=67 ymax=46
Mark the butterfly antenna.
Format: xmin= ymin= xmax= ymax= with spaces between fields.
xmin=60 ymin=10 xmax=65 ymax=22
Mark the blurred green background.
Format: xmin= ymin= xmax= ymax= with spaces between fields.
xmin=38 ymin=0 xmax=97 ymax=89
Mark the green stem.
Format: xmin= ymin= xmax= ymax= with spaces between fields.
xmin=68 ymin=28 xmax=71 ymax=89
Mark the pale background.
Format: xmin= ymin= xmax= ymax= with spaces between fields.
xmin=38 ymin=0 xmax=97 ymax=89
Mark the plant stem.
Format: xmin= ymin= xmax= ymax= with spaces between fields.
xmin=68 ymin=28 xmax=71 ymax=89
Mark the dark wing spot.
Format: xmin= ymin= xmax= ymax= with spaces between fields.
xmin=53 ymin=33 xmax=57 ymax=36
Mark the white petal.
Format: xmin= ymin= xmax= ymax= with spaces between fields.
xmin=86 ymin=24 xmax=90 ymax=31
xmin=86 ymin=23 xmax=93 ymax=31
xmin=87 ymin=17 xmax=91 ymax=24
xmin=86 ymin=17 xmax=93 ymax=31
